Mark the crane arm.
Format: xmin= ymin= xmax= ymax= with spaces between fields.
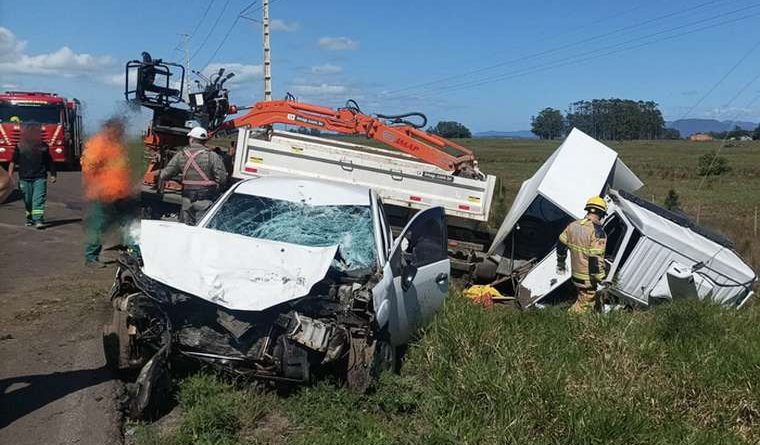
xmin=219 ymin=100 xmax=477 ymax=173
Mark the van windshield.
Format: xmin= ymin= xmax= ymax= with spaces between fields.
xmin=206 ymin=193 xmax=376 ymax=271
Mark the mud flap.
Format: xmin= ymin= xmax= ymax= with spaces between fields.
xmin=128 ymin=344 xmax=171 ymax=420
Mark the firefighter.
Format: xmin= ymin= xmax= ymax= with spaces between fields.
xmin=7 ymin=123 xmax=57 ymax=229
xmin=556 ymin=196 xmax=608 ymax=314
xmin=160 ymin=126 xmax=227 ymax=225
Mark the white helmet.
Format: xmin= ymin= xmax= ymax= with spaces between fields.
xmin=187 ymin=126 xmax=209 ymax=140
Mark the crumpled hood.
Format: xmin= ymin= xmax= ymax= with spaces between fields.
xmin=139 ymin=220 xmax=338 ymax=311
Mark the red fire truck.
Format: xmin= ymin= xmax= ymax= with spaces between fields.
xmin=0 ymin=91 xmax=83 ymax=168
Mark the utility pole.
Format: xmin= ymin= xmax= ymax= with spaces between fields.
xmin=262 ymin=0 xmax=272 ymax=101
xmin=181 ymin=33 xmax=191 ymax=101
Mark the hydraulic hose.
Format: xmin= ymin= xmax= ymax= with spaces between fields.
xmin=375 ymin=111 xmax=428 ymax=129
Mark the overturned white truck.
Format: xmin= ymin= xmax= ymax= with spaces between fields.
xmin=484 ymin=129 xmax=756 ymax=308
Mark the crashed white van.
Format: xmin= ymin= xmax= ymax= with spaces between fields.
xmin=484 ymin=129 xmax=756 ymax=309
xmin=103 ymin=177 xmax=450 ymax=418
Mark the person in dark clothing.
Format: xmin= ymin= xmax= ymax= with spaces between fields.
xmin=7 ymin=123 xmax=57 ymax=229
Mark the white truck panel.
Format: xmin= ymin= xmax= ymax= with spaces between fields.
xmin=233 ymin=129 xmax=497 ymax=224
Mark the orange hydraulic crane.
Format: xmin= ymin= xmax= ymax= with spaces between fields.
xmin=219 ymin=98 xmax=480 ymax=177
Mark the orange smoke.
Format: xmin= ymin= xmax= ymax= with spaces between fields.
xmin=81 ymin=126 xmax=133 ymax=202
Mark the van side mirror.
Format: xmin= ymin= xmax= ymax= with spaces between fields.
xmin=401 ymin=263 xmax=418 ymax=291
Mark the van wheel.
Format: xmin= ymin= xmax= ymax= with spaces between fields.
xmin=370 ymin=335 xmax=397 ymax=378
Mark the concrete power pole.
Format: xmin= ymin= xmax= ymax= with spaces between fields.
xmin=262 ymin=0 xmax=272 ymax=101
xmin=181 ymin=33 xmax=191 ymax=101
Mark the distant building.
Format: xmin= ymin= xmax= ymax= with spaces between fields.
xmin=739 ymin=135 xmax=752 ymax=141
xmin=689 ymin=133 xmax=714 ymax=142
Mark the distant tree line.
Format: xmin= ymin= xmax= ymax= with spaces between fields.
xmin=428 ymin=121 xmax=472 ymax=139
xmin=531 ymin=99 xmax=673 ymax=140
xmin=706 ymin=125 xmax=753 ymax=140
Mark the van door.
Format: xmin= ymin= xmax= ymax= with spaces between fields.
xmin=375 ymin=206 xmax=450 ymax=346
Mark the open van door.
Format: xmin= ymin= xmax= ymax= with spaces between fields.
xmin=375 ymin=207 xmax=450 ymax=346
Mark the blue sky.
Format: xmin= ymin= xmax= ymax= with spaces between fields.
xmin=2 ymin=0 xmax=760 ymax=133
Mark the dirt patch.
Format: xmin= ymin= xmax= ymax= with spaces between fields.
xmin=0 ymin=172 xmax=124 ymax=444
xmin=239 ymin=410 xmax=291 ymax=445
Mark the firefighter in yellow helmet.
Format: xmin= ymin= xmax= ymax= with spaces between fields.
xmin=556 ymin=196 xmax=608 ymax=314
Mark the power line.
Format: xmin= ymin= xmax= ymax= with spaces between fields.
xmin=677 ymin=38 xmax=760 ymax=120
xmin=189 ymin=0 xmax=218 ymax=38
xmin=201 ymin=0 xmax=283 ymax=70
xmin=396 ymin=1 xmax=758 ymax=99
xmin=384 ymin=0 xmax=727 ymax=96
xmin=393 ymin=4 xmax=760 ymax=100
xmin=190 ymin=0 xmax=232 ymax=61
xmin=201 ymin=15 xmax=242 ymax=69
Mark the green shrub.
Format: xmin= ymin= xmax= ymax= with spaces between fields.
xmin=698 ymin=152 xmax=731 ymax=177
xmin=663 ymin=188 xmax=681 ymax=211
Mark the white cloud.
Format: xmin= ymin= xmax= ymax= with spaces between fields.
xmin=0 ymin=27 xmax=113 ymax=76
xmin=310 ymin=63 xmax=342 ymax=74
xmin=318 ymin=37 xmax=359 ymax=51
xmin=270 ymin=19 xmax=300 ymax=32
xmin=1 ymin=83 xmax=19 ymax=89
xmin=0 ymin=27 xmax=25 ymax=61
xmin=102 ymin=73 xmax=125 ymax=87
xmin=292 ymin=83 xmax=348 ymax=96
xmin=202 ymin=63 xmax=263 ymax=85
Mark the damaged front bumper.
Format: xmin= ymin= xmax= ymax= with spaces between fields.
xmin=103 ymin=253 xmax=390 ymax=418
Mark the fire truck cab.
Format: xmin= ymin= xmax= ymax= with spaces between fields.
xmin=0 ymin=91 xmax=83 ymax=169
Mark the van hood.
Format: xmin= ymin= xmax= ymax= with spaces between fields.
xmin=139 ymin=220 xmax=338 ymax=311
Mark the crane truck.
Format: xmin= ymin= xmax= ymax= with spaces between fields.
xmin=129 ymin=52 xmax=756 ymax=308
xmin=127 ymin=53 xmax=499 ymax=275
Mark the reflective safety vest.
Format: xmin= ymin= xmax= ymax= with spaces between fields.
xmin=558 ymin=218 xmax=607 ymax=284
xmin=182 ymin=149 xmax=218 ymax=188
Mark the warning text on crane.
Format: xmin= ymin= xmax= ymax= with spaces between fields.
xmin=287 ymin=114 xmax=325 ymax=127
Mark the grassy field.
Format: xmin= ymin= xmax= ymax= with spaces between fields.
xmin=133 ymin=137 xmax=760 ymax=444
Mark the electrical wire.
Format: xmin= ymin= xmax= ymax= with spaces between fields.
xmin=189 ymin=0 xmax=218 ymax=38
xmin=384 ymin=0 xmax=727 ymax=96
xmin=190 ymin=0 xmax=232 ymax=61
xmin=676 ymin=37 xmax=760 ymax=121
xmin=396 ymin=5 xmax=760 ymax=100
xmin=201 ymin=0 xmax=283 ymax=70
xmin=201 ymin=15 xmax=242 ymax=69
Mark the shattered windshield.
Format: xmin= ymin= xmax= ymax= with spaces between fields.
xmin=206 ymin=193 xmax=376 ymax=271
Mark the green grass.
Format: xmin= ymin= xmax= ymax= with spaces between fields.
xmin=133 ymin=137 xmax=760 ymax=444
xmin=137 ymin=297 xmax=760 ymax=444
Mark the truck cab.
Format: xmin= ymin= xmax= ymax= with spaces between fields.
xmin=0 ymin=91 xmax=82 ymax=168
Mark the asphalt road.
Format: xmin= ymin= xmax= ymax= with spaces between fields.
xmin=0 ymin=171 xmax=123 ymax=444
